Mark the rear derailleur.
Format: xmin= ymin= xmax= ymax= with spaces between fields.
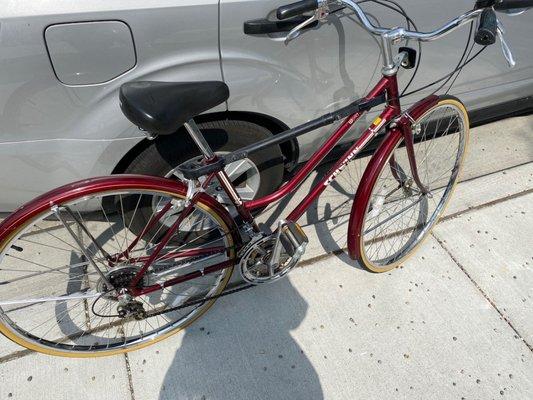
xmin=117 ymin=294 xmax=146 ymax=320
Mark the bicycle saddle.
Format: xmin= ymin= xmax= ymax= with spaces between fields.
xmin=119 ymin=81 xmax=229 ymax=135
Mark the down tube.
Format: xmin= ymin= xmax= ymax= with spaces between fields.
xmin=287 ymin=107 xmax=397 ymax=222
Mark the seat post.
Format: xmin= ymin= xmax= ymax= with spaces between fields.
xmin=183 ymin=118 xmax=246 ymax=209
xmin=183 ymin=119 xmax=215 ymax=159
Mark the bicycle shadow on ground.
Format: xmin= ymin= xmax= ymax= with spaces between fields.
xmin=304 ymin=157 xmax=369 ymax=269
xmin=158 ymin=278 xmax=324 ymax=400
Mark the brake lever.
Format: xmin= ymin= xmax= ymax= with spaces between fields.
xmin=284 ymin=1 xmax=330 ymax=45
xmin=496 ymin=20 xmax=516 ymax=68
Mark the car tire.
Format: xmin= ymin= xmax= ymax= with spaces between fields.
xmin=122 ymin=119 xmax=284 ymax=235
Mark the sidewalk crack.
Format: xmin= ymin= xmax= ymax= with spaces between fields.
xmin=124 ymin=352 xmax=137 ymax=400
xmin=432 ymin=232 xmax=532 ymax=353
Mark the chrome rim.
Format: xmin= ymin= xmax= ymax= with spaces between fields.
xmin=361 ymin=103 xmax=467 ymax=267
xmin=0 ymin=189 xmax=233 ymax=354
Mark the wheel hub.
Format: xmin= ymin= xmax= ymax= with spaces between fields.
xmin=95 ymin=266 xmax=149 ymax=319
xmin=96 ymin=265 xmax=145 ymax=295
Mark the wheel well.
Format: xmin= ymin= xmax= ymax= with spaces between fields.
xmin=112 ymin=111 xmax=299 ymax=175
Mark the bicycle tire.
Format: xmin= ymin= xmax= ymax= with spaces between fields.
xmin=0 ymin=175 xmax=239 ymax=357
xmin=348 ymin=96 xmax=469 ymax=272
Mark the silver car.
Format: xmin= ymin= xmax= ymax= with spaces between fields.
xmin=0 ymin=0 xmax=531 ymax=211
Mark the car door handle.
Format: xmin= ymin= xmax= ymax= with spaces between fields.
xmin=243 ymin=16 xmax=318 ymax=35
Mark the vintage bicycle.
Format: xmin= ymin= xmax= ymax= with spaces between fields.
xmin=0 ymin=0 xmax=529 ymax=356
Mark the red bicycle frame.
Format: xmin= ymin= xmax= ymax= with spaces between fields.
xmin=125 ymin=75 xmax=438 ymax=294
xmin=117 ymin=73 xmax=438 ymax=295
xmin=221 ymin=74 xmax=436 ymax=222
xmin=128 ymin=71 xmax=440 ymax=295
xmin=0 ymin=72 xmax=439 ymax=298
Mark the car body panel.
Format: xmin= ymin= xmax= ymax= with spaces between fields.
xmin=45 ymin=20 xmax=137 ymax=85
xmin=0 ymin=0 xmax=223 ymax=210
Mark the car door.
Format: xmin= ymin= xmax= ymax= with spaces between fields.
xmin=220 ymin=0 xmax=533 ymax=162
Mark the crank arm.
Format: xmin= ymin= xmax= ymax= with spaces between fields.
xmin=267 ymin=222 xmax=284 ymax=275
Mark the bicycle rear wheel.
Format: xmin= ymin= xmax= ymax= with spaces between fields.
xmin=0 ymin=176 xmax=238 ymax=357
xmin=349 ymin=96 xmax=469 ymax=272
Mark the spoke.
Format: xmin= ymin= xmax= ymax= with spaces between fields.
xmin=0 ymin=290 xmax=101 ymax=306
xmin=118 ymin=194 xmax=129 ymax=252
xmin=361 ymin=104 xmax=465 ymax=266
xmin=63 ymin=205 xmax=112 ymax=261
xmin=52 ymin=206 xmax=113 ymax=289
xmin=0 ymin=188 xmax=233 ymax=351
xmin=98 ymin=203 xmax=122 ymax=253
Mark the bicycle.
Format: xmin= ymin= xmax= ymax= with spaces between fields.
xmin=0 ymin=0 xmax=529 ymax=357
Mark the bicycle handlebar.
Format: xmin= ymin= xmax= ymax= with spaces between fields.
xmin=474 ymin=9 xmax=498 ymax=45
xmin=278 ymin=0 xmax=529 ymax=43
xmin=277 ymin=0 xmax=318 ymax=20
xmin=277 ymin=0 xmax=527 ymax=68
xmin=330 ymin=0 xmax=484 ymax=42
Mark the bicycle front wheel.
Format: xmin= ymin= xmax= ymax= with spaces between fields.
xmin=350 ymin=96 xmax=469 ymax=272
xmin=0 ymin=176 xmax=238 ymax=357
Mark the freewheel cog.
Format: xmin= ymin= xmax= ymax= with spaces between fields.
xmin=96 ymin=265 xmax=145 ymax=297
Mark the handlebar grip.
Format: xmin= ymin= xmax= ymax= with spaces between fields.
xmin=494 ymin=0 xmax=533 ymax=9
xmin=277 ymin=0 xmax=318 ymax=20
xmin=474 ymin=9 xmax=497 ymax=45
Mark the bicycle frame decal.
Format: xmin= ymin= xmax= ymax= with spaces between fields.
xmin=323 ymin=115 xmax=388 ymax=186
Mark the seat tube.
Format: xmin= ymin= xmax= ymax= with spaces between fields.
xmin=183 ymin=119 xmax=215 ymax=159
xmin=183 ymin=119 xmax=257 ymax=227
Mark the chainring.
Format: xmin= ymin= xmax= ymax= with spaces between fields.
xmin=238 ymin=235 xmax=299 ymax=284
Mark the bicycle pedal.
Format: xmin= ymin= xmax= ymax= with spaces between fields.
xmin=278 ymin=220 xmax=308 ymax=259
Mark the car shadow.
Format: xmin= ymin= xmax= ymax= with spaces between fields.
xmin=157 ymin=278 xmax=324 ymax=400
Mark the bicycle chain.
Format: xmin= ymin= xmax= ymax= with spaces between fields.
xmin=145 ymin=282 xmax=254 ymax=318
xmin=144 ymin=232 xmax=265 ymax=317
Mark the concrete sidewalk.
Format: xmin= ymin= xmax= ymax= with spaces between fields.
xmin=0 ymin=116 xmax=532 ymax=400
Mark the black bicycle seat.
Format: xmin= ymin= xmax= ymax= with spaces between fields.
xmin=119 ymin=81 xmax=229 ymax=135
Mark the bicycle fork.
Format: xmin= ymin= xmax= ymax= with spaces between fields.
xmin=389 ymin=117 xmax=431 ymax=196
